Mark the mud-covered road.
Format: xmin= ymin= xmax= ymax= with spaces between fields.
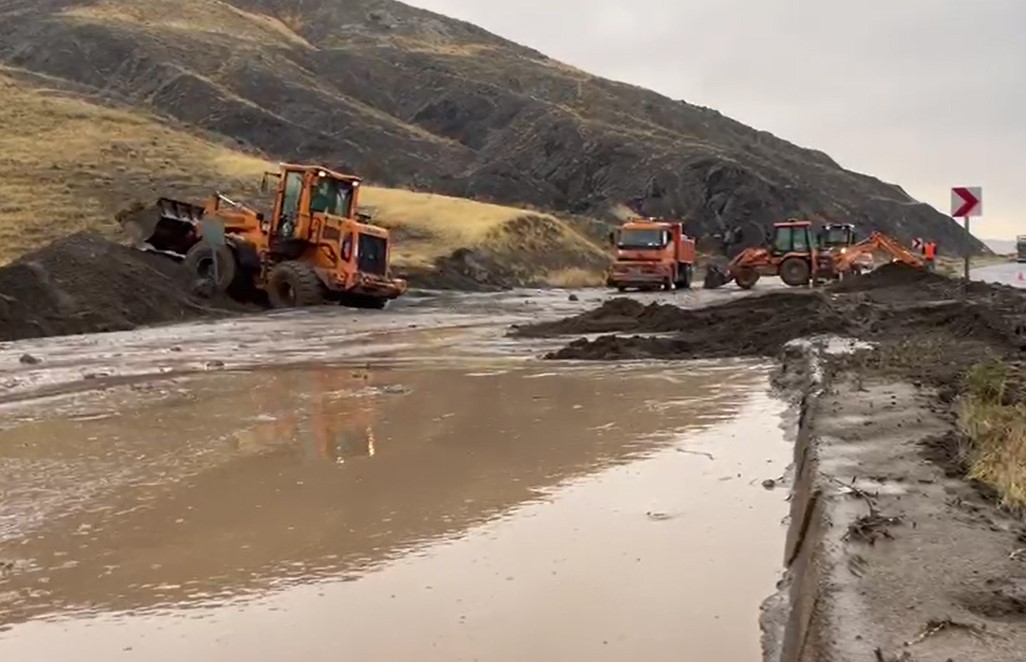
xmin=0 ymin=284 xmax=792 ymax=661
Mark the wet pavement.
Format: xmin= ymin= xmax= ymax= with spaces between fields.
xmin=1 ymin=287 xmax=791 ymax=661
xmin=972 ymin=261 xmax=1026 ymax=288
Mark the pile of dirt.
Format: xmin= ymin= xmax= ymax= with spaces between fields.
xmin=523 ymin=274 xmax=1026 ymax=364
xmin=829 ymin=262 xmax=947 ymax=292
xmin=522 ymin=293 xmax=850 ymax=360
xmin=512 ymin=298 xmax=689 ymax=337
xmin=0 ymin=233 xmax=252 ymax=342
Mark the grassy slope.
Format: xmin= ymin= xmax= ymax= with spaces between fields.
xmin=0 ymin=67 xmax=607 ymax=282
xmin=961 ymin=360 xmax=1026 ymax=511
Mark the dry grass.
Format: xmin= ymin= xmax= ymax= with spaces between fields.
xmin=0 ymin=67 xmax=268 ymax=263
xmin=359 ymin=188 xmax=608 ymax=272
xmin=960 ymin=359 xmax=1026 ymax=511
xmin=62 ymin=0 xmax=313 ymax=49
xmin=0 ymin=69 xmax=608 ymax=279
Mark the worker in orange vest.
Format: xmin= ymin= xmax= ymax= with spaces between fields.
xmin=923 ymin=240 xmax=937 ymax=271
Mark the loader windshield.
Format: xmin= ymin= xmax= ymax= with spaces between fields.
xmin=309 ymin=177 xmax=355 ymax=217
xmin=822 ymin=227 xmax=852 ymax=248
xmin=618 ymin=228 xmax=667 ymax=249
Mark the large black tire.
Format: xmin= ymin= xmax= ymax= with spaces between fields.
xmin=184 ymin=241 xmax=238 ymax=293
xmin=779 ymin=257 xmax=811 ymax=287
xmin=735 ymin=267 xmax=760 ymax=290
xmin=267 ymin=261 xmax=325 ymax=308
xmin=676 ymin=264 xmax=693 ymax=290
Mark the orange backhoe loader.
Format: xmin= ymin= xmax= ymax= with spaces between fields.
xmin=119 ymin=163 xmax=407 ymax=309
xmin=605 ymin=218 xmax=697 ymax=291
xmin=704 ymin=220 xmax=835 ymax=290
xmin=818 ymin=223 xmax=874 ymax=275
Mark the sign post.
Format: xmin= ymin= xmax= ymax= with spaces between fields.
xmin=200 ymin=217 xmax=226 ymax=287
xmin=950 ymin=186 xmax=982 ymax=285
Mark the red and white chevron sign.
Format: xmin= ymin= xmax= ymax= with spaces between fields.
xmin=951 ymin=187 xmax=982 ymax=218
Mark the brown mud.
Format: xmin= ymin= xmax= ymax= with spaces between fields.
xmin=524 ymin=264 xmax=1026 ymax=381
xmin=0 ymin=233 xmax=253 ymax=342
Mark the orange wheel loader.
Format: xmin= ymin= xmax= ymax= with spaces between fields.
xmin=118 ymin=164 xmax=407 ymax=309
xmin=605 ymin=218 xmax=697 ymax=291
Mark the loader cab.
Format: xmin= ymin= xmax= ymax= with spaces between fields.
xmin=263 ymin=164 xmax=362 ymax=243
xmin=770 ymin=221 xmax=818 ymax=256
xmin=819 ymin=224 xmax=857 ymax=250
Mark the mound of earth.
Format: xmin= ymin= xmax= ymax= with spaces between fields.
xmin=0 ymin=233 xmax=252 ymax=342
xmin=524 ymin=275 xmax=1026 ymax=380
xmin=521 ymin=293 xmax=849 ymax=359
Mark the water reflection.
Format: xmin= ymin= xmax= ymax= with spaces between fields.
xmin=0 ymin=362 xmax=765 ymax=628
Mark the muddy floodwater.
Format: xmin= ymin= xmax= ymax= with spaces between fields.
xmin=1 ymin=293 xmax=792 ymax=661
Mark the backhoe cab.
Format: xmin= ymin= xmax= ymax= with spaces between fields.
xmin=119 ymin=164 xmax=406 ymax=309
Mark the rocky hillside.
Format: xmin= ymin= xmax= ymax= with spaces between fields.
xmin=0 ymin=0 xmax=982 ymax=252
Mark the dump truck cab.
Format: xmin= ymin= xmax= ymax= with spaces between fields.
xmin=606 ymin=218 xmax=696 ymax=291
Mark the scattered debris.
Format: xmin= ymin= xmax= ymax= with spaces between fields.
xmin=844 ymin=513 xmax=903 ymax=545
xmin=676 ymin=448 xmax=715 ymax=460
xmin=904 ymin=618 xmax=991 ymax=647
xmin=18 ymin=353 xmax=41 ymax=365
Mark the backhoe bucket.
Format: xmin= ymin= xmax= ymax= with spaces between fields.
xmin=703 ymin=264 xmax=732 ymax=289
xmin=116 ymin=198 xmax=204 ymax=256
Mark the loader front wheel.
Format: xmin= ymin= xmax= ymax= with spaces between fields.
xmin=268 ymin=261 xmax=325 ymax=308
xmin=184 ymin=241 xmax=237 ymax=293
xmin=735 ymin=267 xmax=760 ymax=290
xmin=779 ymin=257 xmax=811 ymax=287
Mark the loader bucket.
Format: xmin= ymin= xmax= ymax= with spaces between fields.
xmin=116 ymin=197 xmax=204 ymax=256
xmin=703 ymin=264 xmax=732 ymax=289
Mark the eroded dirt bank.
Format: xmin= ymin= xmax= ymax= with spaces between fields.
xmin=766 ymin=342 xmax=1026 ymax=662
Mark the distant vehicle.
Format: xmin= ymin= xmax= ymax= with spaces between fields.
xmin=605 ymin=218 xmax=697 ymax=291
xmin=1017 ymin=235 xmax=1026 ymax=263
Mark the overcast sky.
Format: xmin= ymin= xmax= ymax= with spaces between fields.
xmin=406 ymin=0 xmax=1026 ymax=240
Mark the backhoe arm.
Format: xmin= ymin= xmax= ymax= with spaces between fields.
xmin=836 ymin=232 xmax=923 ymax=271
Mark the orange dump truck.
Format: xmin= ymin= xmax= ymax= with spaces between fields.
xmin=606 ymin=218 xmax=697 ymax=291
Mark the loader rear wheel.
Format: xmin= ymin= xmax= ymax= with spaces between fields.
xmin=735 ymin=267 xmax=760 ymax=290
xmin=268 ymin=261 xmax=325 ymax=308
xmin=184 ymin=241 xmax=237 ymax=293
xmin=779 ymin=257 xmax=811 ymax=287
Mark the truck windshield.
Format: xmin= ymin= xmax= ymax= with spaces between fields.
xmin=618 ymin=229 xmax=666 ymax=248
xmin=309 ymin=178 xmax=354 ymax=217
